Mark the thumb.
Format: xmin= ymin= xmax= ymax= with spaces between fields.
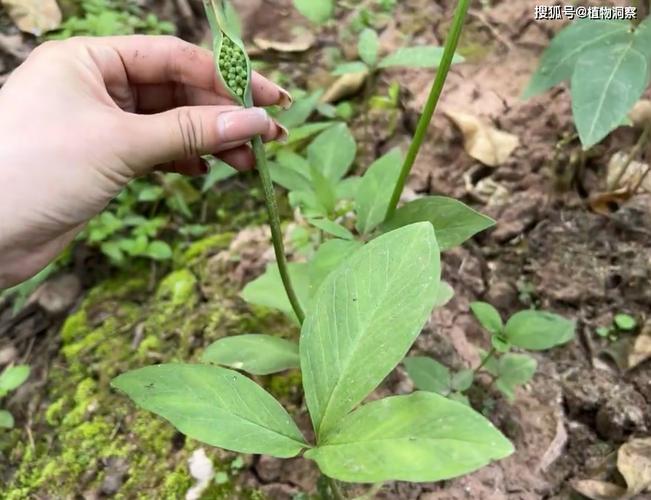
xmin=123 ymin=106 xmax=274 ymax=174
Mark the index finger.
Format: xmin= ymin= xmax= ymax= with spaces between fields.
xmin=84 ymin=35 xmax=292 ymax=108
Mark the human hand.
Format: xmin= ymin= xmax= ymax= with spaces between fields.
xmin=0 ymin=35 xmax=291 ymax=288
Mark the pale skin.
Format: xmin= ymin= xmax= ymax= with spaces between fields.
xmin=0 ymin=36 xmax=292 ymax=289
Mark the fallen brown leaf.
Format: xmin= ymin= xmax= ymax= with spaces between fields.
xmin=1 ymin=0 xmax=61 ymax=35
xmin=322 ymin=70 xmax=368 ymax=103
xmin=573 ymin=479 xmax=626 ymax=500
xmin=588 ymin=189 xmax=634 ymax=216
xmin=444 ymin=109 xmax=519 ymax=167
xmin=254 ymin=30 xmax=315 ymax=53
xmin=618 ymin=437 xmax=651 ymax=496
xmin=628 ymin=324 xmax=651 ymax=370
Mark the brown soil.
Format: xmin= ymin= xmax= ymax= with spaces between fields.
xmin=1 ymin=0 xmax=650 ymax=499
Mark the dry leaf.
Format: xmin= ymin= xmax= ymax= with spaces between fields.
xmin=628 ymin=329 xmax=651 ymax=369
xmin=618 ymin=437 xmax=651 ymax=496
xmin=629 ymin=100 xmax=651 ymax=129
xmin=588 ymin=189 xmax=634 ymax=216
xmin=322 ymin=70 xmax=368 ymax=103
xmin=607 ymin=152 xmax=651 ymax=193
xmin=254 ymin=31 xmax=315 ymax=53
xmin=573 ymin=480 xmax=626 ymax=500
xmin=1 ymin=0 xmax=62 ymax=35
xmin=445 ymin=110 xmax=520 ymax=167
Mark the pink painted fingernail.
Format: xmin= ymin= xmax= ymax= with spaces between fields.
xmin=216 ymin=107 xmax=269 ymax=143
xmin=276 ymin=122 xmax=289 ymax=143
xmin=277 ymin=87 xmax=293 ymax=110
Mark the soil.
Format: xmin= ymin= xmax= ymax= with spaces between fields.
xmin=1 ymin=0 xmax=650 ymax=499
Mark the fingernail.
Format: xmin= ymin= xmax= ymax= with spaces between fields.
xmin=276 ymin=122 xmax=289 ymax=143
xmin=277 ymin=87 xmax=293 ymax=110
xmin=216 ymin=107 xmax=269 ymax=142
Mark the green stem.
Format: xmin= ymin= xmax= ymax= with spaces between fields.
xmin=327 ymin=476 xmax=346 ymax=500
xmin=252 ymin=136 xmax=306 ymax=324
xmin=474 ymin=346 xmax=496 ymax=375
xmin=385 ymin=0 xmax=470 ymax=219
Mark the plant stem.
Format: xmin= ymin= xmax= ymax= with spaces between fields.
xmin=385 ymin=0 xmax=470 ymax=219
xmin=252 ymin=136 xmax=306 ymax=324
xmin=327 ymin=476 xmax=346 ymax=500
xmin=474 ymin=347 xmax=496 ymax=375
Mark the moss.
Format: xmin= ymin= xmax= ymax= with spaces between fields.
xmin=178 ymin=232 xmax=234 ymax=266
xmin=268 ymin=369 xmax=303 ymax=401
xmin=5 ymin=241 xmax=296 ymax=497
xmin=156 ymin=269 xmax=198 ymax=307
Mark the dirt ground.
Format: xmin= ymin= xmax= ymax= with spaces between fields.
xmin=1 ymin=0 xmax=650 ymax=498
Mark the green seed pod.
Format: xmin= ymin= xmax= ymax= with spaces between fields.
xmin=205 ymin=0 xmax=252 ymax=106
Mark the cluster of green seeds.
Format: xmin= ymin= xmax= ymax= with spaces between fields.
xmin=219 ymin=36 xmax=248 ymax=98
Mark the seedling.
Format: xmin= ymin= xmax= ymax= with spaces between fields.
xmin=405 ymin=302 xmax=575 ymax=403
xmin=525 ymin=16 xmax=651 ymax=149
xmin=596 ymin=313 xmax=638 ymax=341
xmin=112 ymin=1 xmax=537 ymax=497
xmin=0 ymin=364 xmax=30 ymax=429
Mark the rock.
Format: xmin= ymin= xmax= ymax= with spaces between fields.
xmin=484 ymin=281 xmax=517 ymax=311
xmin=259 ymin=483 xmax=299 ymax=500
xmin=100 ymin=457 xmax=129 ymax=496
xmin=29 ymin=274 xmax=81 ymax=315
xmin=281 ymin=458 xmax=319 ymax=491
xmin=255 ymin=455 xmax=282 ymax=483
xmin=561 ymin=368 xmax=615 ymax=417
xmin=491 ymin=190 xmax=544 ymax=243
xmin=595 ymin=387 xmax=647 ymax=442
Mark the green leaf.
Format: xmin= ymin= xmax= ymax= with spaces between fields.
xmin=523 ymin=20 xmax=631 ymax=99
xmin=202 ymin=335 xmax=300 ymax=375
xmin=572 ymin=41 xmax=650 ymax=148
xmin=273 ymin=150 xmax=312 ymax=192
xmin=495 ymin=353 xmax=537 ymax=401
xmin=301 ymin=223 xmax=441 ymax=438
xmin=203 ymin=159 xmax=237 ymax=192
xmin=434 ymin=280 xmax=454 ymax=308
xmin=335 ymin=176 xmax=361 ymax=200
xmin=491 ymin=335 xmax=511 ymax=353
xmin=0 ymin=410 xmax=14 ymax=429
xmin=614 ymin=313 xmax=637 ymax=331
xmin=293 ymin=0 xmax=333 ymax=24
xmin=137 ymin=185 xmax=164 ymax=202
xmin=478 ymin=348 xmax=499 ymax=376
xmin=332 ymin=61 xmax=369 ymax=75
xmin=308 ymin=218 xmax=354 ymax=240
xmin=358 ymin=28 xmax=380 ymax=67
xmin=504 ymin=310 xmax=575 ymax=351
xmin=112 ymin=364 xmax=308 ymax=457
xmin=470 ymin=302 xmax=503 ymax=335
xmin=146 ymin=241 xmax=173 ymax=261
xmin=309 ymin=164 xmax=337 ymax=214
xmin=241 ymin=263 xmax=310 ymax=324
xmin=355 ymin=148 xmax=403 ymax=234
xmin=308 ymin=239 xmax=363 ymax=295
xmin=283 ymin=122 xmax=332 ymax=146
xmin=403 ymin=357 xmax=450 ymax=395
xmin=383 ymin=197 xmax=495 ymax=251
xmin=305 ymin=392 xmax=513 ymax=483
xmin=307 ymin=123 xmax=357 ymax=182
xmin=0 ymin=365 xmax=30 ymax=394
xmin=379 ymin=46 xmax=463 ymax=69
xmin=450 ymin=369 xmax=474 ymax=392
xmin=276 ymin=90 xmax=324 ymax=128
